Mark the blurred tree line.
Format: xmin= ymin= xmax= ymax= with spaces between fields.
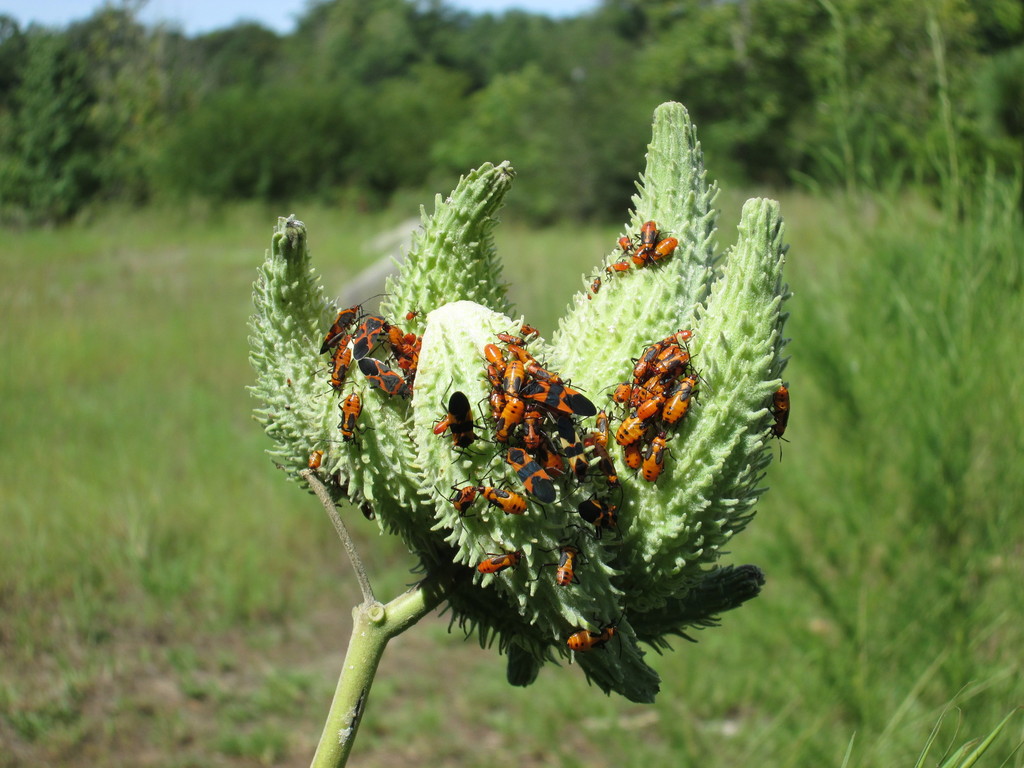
xmin=0 ymin=0 xmax=1022 ymax=223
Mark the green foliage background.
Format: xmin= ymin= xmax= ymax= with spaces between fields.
xmin=1 ymin=0 xmax=1023 ymax=222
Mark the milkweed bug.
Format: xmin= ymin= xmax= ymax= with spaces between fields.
xmin=328 ymin=339 xmax=353 ymax=391
xmin=308 ymin=450 xmax=324 ymax=470
xmin=635 ymin=392 xmax=666 ymax=422
xmin=488 ymin=389 xmax=507 ymax=423
xmin=590 ymin=277 xmax=602 ymax=294
xmin=554 ymin=545 xmax=581 ymax=586
xmin=566 ymin=623 xmax=618 ymax=652
xmin=320 ymin=305 xmax=361 ymax=354
xmin=771 ymin=384 xmax=790 ymax=439
xmin=651 ymin=345 xmax=691 ymax=379
xmin=497 ymin=332 xmax=526 ymax=346
xmin=338 ymin=393 xmax=363 ymax=442
xmin=591 ymin=442 xmax=620 ymax=489
xmin=351 ymin=315 xmax=390 ymax=360
xmin=521 ymin=380 xmax=597 ymax=418
xmin=641 ymin=432 xmax=669 ymax=483
xmin=505 ymin=447 xmax=556 ymax=503
xmin=651 ymin=236 xmax=678 ymax=262
xmin=446 ymin=484 xmax=479 ymax=515
xmin=662 ymin=375 xmax=697 ymax=426
xmin=495 ymin=396 xmax=526 ymax=443
xmin=577 ymin=497 xmax=619 ymax=539
xmin=476 ymin=550 xmax=523 ymax=574
xmin=502 ymin=359 xmax=526 ymax=398
xmin=405 ymin=310 xmax=420 ymax=322
xmin=622 ymin=442 xmax=643 ymax=470
xmin=554 ymin=417 xmax=589 ymax=482
xmin=631 ymin=343 xmax=664 ymax=384
xmin=519 ymin=323 xmax=539 ymax=339
xmin=606 ymin=259 xmax=631 ymax=276
xmin=639 ymin=220 xmax=660 ymax=247
xmin=357 ymin=357 xmax=411 ymax=398
xmin=611 ymin=383 xmax=632 ymax=405
xmin=617 ymin=235 xmax=633 ymax=254
xmin=434 ymin=391 xmax=477 ymax=449
xmin=484 ymin=343 xmax=507 ymax=374
xmin=480 ymin=485 xmax=528 ymax=515
xmin=521 ymin=408 xmax=545 ymax=451
xmin=534 ymin=439 xmax=566 ymax=478
xmin=615 ymin=414 xmax=645 ymax=447
xmin=631 ymin=245 xmax=655 ymax=267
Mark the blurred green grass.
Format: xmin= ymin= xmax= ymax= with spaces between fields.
xmin=0 ymin=189 xmax=1021 ymax=767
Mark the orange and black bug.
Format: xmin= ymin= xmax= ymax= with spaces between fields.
xmin=484 ymin=343 xmax=507 ymax=374
xmin=447 ymin=484 xmax=479 ymax=515
xmin=622 ymin=442 xmax=643 ymax=471
xmin=617 ymin=235 xmax=633 ymax=254
xmin=534 ymin=439 xmax=566 ymax=478
xmin=591 ymin=442 xmax=620 ymax=489
xmin=476 ymin=550 xmax=524 ymax=574
xmin=521 ymin=408 xmax=545 ymax=451
xmin=554 ymin=417 xmax=589 ymax=482
xmin=635 ymin=391 xmax=666 ymax=423
xmin=351 ymin=315 xmax=391 ymax=360
xmin=480 ymin=485 xmax=528 ymax=515
xmin=320 ymin=305 xmax=361 ymax=354
xmin=328 ymin=338 xmax=353 ymax=391
xmin=675 ymin=329 xmax=695 ymax=345
xmin=662 ymin=375 xmax=698 ymax=426
xmin=357 ymin=357 xmax=411 ymax=398
xmin=495 ymin=395 xmax=526 ymax=443
xmin=434 ymin=391 xmax=476 ymax=449
xmin=590 ymin=277 xmax=602 ymax=294
xmin=405 ymin=310 xmax=420 ymax=322
xmin=651 ymin=344 xmax=691 ymax=379
xmin=554 ymin=545 xmax=581 ymax=586
xmin=615 ymin=413 xmax=645 ymax=447
xmin=566 ymin=623 xmax=618 ymax=653
xmin=308 ymin=450 xmax=324 ymax=470
xmin=505 ymin=447 xmax=556 ymax=503
xmin=502 ymin=359 xmax=527 ymax=397
xmin=497 ymin=332 xmax=526 ymax=346
xmin=606 ymin=259 xmax=631 ymax=276
xmin=521 ymin=380 xmax=597 ymax=418
xmin=519 ymin=323 xmax=539 ymax=339
xmin=639 ymin=220 xmax=660 ymax=247
xmin=770 ymin=384 xmax=790 ymax=439
xmin=651 ymin=236 xmax=679 ymax=262
xmin=631 ymin=342 xmax=666 ymax=385
xmin=577 ymin=497 xmax=619 ymax=538
xmin=641 ymin=432 xmax=669 ymax=483
xmin=338 ymin=393 xmax=363 ymax=442
xmin=488 ymin=389 xmax=507 ymax=423
xmin=611 ymin=382 xmax=632 ymax=406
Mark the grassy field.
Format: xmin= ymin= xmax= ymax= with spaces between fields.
xmin=1 ymin=185 xmax=1021 ymax=767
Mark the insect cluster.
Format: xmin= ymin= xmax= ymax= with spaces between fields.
xmin=302 ymin=220 xmax=789 ymax=661
xmin=308 ymin=302 xmax=423 ymax=466
xmin=588 ymin=219 xmax=679 ymax=299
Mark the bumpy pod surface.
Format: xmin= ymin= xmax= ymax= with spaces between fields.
xmin=250 ymin=104 xmax=789 ymax=703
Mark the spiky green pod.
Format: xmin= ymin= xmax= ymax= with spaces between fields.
xmin=250 ymin=103 xmax=789 ymax=704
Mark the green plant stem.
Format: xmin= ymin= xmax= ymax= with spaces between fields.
xmin=301 ymin=470 xmax=376 ymax=604
xmin=310 ymin=584 xmax=446 ymax=768
xmin=301 ymin=469 xmax=453 ymax=767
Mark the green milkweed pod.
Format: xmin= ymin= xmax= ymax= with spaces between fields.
xmin=250 ymin=102 xmax=790 ymax=703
